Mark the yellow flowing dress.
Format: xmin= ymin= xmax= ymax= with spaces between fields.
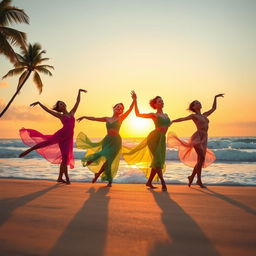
xmin=123 ymin=115 xmax=171 ymax=181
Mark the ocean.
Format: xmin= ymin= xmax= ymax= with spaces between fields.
xmin=0 ymin=137 xmax=256 ymax=185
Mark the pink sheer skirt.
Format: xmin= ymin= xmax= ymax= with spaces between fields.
xmin=167 ymin=131 xmax=215 ymax=168
xmin=19 ymin=128 xmax=74 ymax=169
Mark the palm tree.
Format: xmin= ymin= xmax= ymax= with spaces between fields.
xmin=0 ymin=43 xmax=54 ymax=118
xmin=0 ymin=0 xmax=29 ymax=63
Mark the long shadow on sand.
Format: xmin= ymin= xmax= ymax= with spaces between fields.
xmin=149 ymin=190 xmax=220 ymax=256
xmin=48 ymin=186 xmax=110 ymax=256
xmin=0 ymin=184 xmax=58 ymax=227
xmin=193 ymin=187 xmax=256 ymax=216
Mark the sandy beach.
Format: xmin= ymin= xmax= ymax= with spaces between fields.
xmin=0 ymin=179 xmax=255 ymax=256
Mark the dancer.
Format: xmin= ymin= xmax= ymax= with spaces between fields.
xmin=168 ymin=94 xmax=224 ymax=188
xmin=123 ymin=91 xmax=170 ymax=191
xmin=19 ymin=89 xmax=87 ymax=184
xmin=76 ymin=91 xmax=136 ymax=187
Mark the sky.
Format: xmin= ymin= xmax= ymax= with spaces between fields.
xmin=0 ymin=0 xmax=256 ymax=138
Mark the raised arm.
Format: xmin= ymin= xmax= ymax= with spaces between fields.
xmin=132 ymin=91 xmax=155 ymax=119
xmin=30 ymin=101 xmax=62 ymax=119
xmin=77 ymin=116 xmax=107 ymax=122
xmin=119 ymin=91 xmax=136 ymax=121
xmin=70 ymin=89 xmax=87 ymax=115
xmin=203 ymin=94 xmax=224 ymax=117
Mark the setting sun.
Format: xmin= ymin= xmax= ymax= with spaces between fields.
xmin=121 ymin=113 xmax=154 ymax=137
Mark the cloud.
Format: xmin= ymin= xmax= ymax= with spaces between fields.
xmin=0 ymin=81 xmax=9 ymax=88
xmin=0 ymin=100 xmax=50 ymax=121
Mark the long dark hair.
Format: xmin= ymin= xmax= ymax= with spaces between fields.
xmin=52 ymin=101 xmax=63 ymax=112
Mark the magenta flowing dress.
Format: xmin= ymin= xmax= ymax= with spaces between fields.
xmin=19 ymin=115 xmax=75 ymax=168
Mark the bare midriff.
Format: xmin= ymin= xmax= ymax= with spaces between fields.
xmin=198 ymin=128 xmax=208 ymax=133
xmin=107 ymin=129 xmax=119 ymax=136
xmin=156 ymin=126 xmax=169 ymax=134
xmin=194 ymin=114 xmax=209 ymax=132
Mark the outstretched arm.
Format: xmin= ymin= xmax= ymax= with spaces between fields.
xmin=70 ymin=89 xmax=87 ymax=115
xmin=133 ymin=91 xmax=155 ymax=119
xmin=30 ymin=102 xmax=62 ymax=119
xmin=119 ymin=91 xmax=136 ymax=121
xmin=172 ymin=114 xmax=194 ymax=123
xmin=203 ymin=94 xmax=224 ymax=117
xmin=77 ymin=116 xmax=107 ymax=122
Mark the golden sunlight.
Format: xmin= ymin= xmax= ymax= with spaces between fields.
xmin=121 ymin=114 xmax=154 ymax=137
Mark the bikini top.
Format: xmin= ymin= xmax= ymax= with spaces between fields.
xmin=155 ymin=114 xmax=171 ymax=128
xmin=106 ymin=119 xmax=121 ymax=131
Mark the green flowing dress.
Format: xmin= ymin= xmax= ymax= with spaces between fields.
xmin=123 ymin=115 xmax=171 ymax=181
xmin=76 ymin=120 xmax=122 ymax=182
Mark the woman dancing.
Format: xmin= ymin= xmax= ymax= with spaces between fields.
xmin=168 ymin=94 xmax=224 ymax=188
xmin=19 ymin=89 xmax=87 ymax=184
xmin=123 ymin=91 xmax=170 ymax=191
xmin=76 ymin=91 xmax=136 ymax=187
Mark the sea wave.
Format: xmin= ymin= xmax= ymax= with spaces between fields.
xmin=208 ymin=140 xmax=256 ymax=149
xmin=1 ymin=148 xmax=256 ymax=162
xmin=1 ymin=137 xmax=256 ymax=162
xmin=164 ymin=149 xmax=256 ymax=162
xmin=1 ymin=158 xmax=256 ymax=185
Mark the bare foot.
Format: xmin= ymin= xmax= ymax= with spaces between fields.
xmin=196 ymin=181 xmax=207 ymax=188
xmin=188 ymin=176 xmax=193 ymax=187
xmin=57 ymin=178 xmax=66 ymax=184
xmin=92 ymin=173 xmax=100 ymax=183
xmin=146 ymin=182 xmax=157 ymax=189
xmin=86 ymin=160 xmax=93 ymax=166
xmin=162 ymin=186 xmax=167 ymax=192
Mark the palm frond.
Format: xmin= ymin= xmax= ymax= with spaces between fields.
xmin=33 ymin=49 xmax=46 ymax=64
xmin=38 ymin=49 xmax=46 ymax=55
xmin=19 ymin=44 xmax=28 ymax=57
xmin=2 ymin=42 xmax=53 ymax=95
xmin=0 ymin=8 xmax=29 ymax=26
xmin=33 ymin=71 xmax=43 ymax=94
xmin=0 ymin=26 xmax=26 ymax=47
xmin=0 ymin=0 xmax=11 ymax=9
xmin=24 ymin=43 xmax=41 ymax=64
xmin=36 ymin=64 xmax=54 ymax=70
xmin=31 ymin=43 xmax=42 ymax=53
xmin=0 ymin=32 xmax=17 ymax=62
xmin=14 ymin=53 xmax=28 ymax=67
xmin=17 ymin=70 xmax=29 ymax=90
xmin=35 ymin=66 xmax=53 ymax=76
xmin=2 ymin=67 xmax=25 ymax=79
xmin=33 ymin=56 xmax=49 ymax=65
xmin=33 ymin=57 xmax=50 ymax=64
xmin=15 ymin=52 xmax=26 ymax=61
xmin=0 ymin=0 xmax=29 ymax=26
xmin=14 ymin=62 xmax=28 ymax=68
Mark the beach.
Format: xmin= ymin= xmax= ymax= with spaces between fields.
xmin=1 ymin=0 xmax=256 ymax=255
xmin=0 ymin=179 xmax=255 ymax=256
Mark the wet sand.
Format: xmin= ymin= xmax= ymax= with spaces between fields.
xmin=0 ymin=179 xmax=255 ymax=256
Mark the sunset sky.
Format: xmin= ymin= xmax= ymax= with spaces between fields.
xmin=0 ymin=0 xmax=255 ymax=138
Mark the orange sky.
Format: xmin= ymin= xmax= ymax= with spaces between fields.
xmin=0 ymin=0 xmax=256 ymax=138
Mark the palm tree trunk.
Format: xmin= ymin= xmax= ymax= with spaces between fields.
xmin=0 ymin=71 xmax=31 ymax=118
